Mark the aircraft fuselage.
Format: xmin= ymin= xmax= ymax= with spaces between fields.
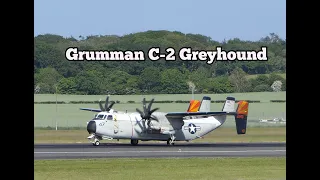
xmin=88 ymin=111 xmax=226 ymax=141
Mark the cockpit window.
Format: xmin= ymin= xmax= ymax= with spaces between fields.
xmin=93 ymin=114 xmax=106 ymax=120
xmin=107 ymin=115 xmax=113 ymax=120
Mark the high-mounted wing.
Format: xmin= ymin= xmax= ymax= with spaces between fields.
xmin=79 ymin=108 xmax=102 ymax=112
xmin=166 ymin=111 xmax=227 ymax=119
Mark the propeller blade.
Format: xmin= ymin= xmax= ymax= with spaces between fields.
xmin=150 ymin=116 xmax=159 ymax=122
xmin=150 ymin=114 xmax=158 ymax=119
xmin=136 ymin=108 xmax=144 ymax=118
xmin=146 ymin=120 xmax=151 ymax=127
xmin=149 ymin=108 xmax=159 ymax=114
xmin=104 ymin=96 xmax=109 ymax=111
xmin=135 ymin=118 xmax=144 ymax=130
xmin=142 ymin=98 xmax=147 ymax=113
xmin=147 ymin=98 xmax=155 ymax=112
xmin=142 ymin=119 xmax=146 ymax=130
xmin=107 ymin=101 xmax=115 ymax=110
xmin=99 ymin=100 xmax=105 ymax=111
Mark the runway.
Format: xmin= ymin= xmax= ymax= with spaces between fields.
xmin=34 ymin=142 xmax=286 ymax=160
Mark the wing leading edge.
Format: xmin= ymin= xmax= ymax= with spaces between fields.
xmin=80 ymin=108 xmax=102 ymax=112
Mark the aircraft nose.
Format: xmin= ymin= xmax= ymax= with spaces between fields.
xmin=87 ymin=121 xmax=96 ymax=134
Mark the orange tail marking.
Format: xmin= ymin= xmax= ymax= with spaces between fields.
xmin=237 ymin=101 xmax=249 ymax=115
xmin=187 ymin=100 xmax=201 ymax=112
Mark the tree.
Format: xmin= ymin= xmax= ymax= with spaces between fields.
xmin=271 ymin=80 xmax=282 ymax=92
xmin=250 ymin=74 xmax=269 ymax=88
xmin=229 ymin=68 xmax=251 ymax=93
xmin=34 ymin=67 xmax=63 ymax=93
xmin=57 ymin=77 xmax=77 ymax=94
xmin=74 ymin=70 xmax=104 ymax=95
xmin=138 ymin=67 xmax=161 ymax=93
xmin=254 ymin=84 xmax=272 ymax=92
xmin=34 ymin=31 xmax=286 ymax=94
xmin=268 ymin=73 xmax=285 ymax=86
xmin=160 ymin=69 xmax=189 ymax=94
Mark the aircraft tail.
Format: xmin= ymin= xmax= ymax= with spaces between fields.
xmin=187 ymin=100 xmax=201 ymax=112
xmin=222 ymin=97 xmax=236 ymax=112
xmin=187 ymin=96 xmax=211 ymax=112
xmin=234 ymin=100 xmax=249 ymax=134
xmin=198 ymin=96 xmax=211 ymax=112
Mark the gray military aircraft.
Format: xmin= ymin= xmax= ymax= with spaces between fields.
xmin=80 ymin=96 xmax=249 ymax=146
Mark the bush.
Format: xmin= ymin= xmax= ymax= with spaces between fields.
xmin=253 ymin=84 xmax=272 ymax=92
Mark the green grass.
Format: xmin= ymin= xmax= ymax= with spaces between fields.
xmin=34 ymin=127 xmax=286 ymax=144
xmin=34 ymin=102 xmax=286 ymax=128
xmin=34 ymin=92 xmax=286 ymax=128
xmin=246 ymin=73 xmax=286 ymax=80
xmin=34 ymin=157 xmax=286 ymax=180
xmin=34 ymin=91 xmax=286 ymax=103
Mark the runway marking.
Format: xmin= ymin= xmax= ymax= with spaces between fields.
xmin=34 ymin=150 xmax=286 ymax=154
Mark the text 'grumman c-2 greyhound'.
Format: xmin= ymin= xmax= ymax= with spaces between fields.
xmin=80 ymin=96 xmax=249 ymax=146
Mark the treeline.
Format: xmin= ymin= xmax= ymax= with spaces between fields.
xmin=34 ymin=30 xmax=286 ymax=95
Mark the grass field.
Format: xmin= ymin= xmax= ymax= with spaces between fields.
xmin=34 ymin=127 xmax=286 ymax=144
xmin=34 ymin=102 xmax=286 ymax=128
xmin=34 ymin=157 xmax=286 ymax=180
xmin=34 ymin=91 xmax=286 ymax=103
xmin=34 ymin=92 xmax=286 ymax=128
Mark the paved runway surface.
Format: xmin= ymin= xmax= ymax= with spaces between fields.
xmin=34 ymin=142 xmax=286 ymax=160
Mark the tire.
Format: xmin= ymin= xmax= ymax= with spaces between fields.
xmin=94 ymin=141 xmax=100 ymax=146
xmin=131 ymin=139 xmax=139 ymax=146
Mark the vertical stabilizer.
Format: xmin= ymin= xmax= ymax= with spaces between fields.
xmin=198 ymin=96 xmax=211 ymax=112
xmin=222 ymin=97 xmax=235 ymax=112
xmin=187 ymin=100 xmax=201 ymax=112
xmin=234 ymin=100 xmax=249 ymax=134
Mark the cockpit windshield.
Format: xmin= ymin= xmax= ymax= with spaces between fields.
xmin=93 ymin=114 xmax=106 ymax=120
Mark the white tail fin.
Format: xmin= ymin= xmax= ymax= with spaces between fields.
xmin=222 ymin=97 xmax=235 ymax=112
xmin=198 ymin=96 xmax=211 ymax=112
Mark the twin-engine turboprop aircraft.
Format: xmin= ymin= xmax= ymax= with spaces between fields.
xmin=80 ymin=96 xmax=249 ymax=146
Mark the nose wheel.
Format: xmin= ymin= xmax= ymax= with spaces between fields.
xmin=88 ymin=134 xmax=101 ymax=146
xmin=93 ymin=140 xmax=100 ymax=146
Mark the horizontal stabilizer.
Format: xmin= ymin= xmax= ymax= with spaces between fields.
xmin=166 ymin=111 xmax=226 ymax=118
xmin=80 ymin=108 xmax=102 ymax=112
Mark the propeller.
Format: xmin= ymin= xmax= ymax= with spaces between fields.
xmin=99 ymin=95 xmax=115 ymax=112
xmin=136 ymin=98 xmax=159 ymax=127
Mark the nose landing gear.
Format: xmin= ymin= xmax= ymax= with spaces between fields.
xmin=88 ymin=134 xmax=102 ymax=146
xmin=93 ymin=139 xmax=100 ymax=146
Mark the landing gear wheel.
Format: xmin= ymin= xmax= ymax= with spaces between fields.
xmin=131 ymin=139 xmax=139 ymax=146
xmin=93 ymin=139 xmax=100 ymax=146
xmin=167 ymin=138 xmax=175 ymax=146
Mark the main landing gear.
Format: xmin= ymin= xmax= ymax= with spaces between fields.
xmin=167 ymin=134 xmax=176 ymax=145
xmin=131 ymin=139 xmax=139 ymax=146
